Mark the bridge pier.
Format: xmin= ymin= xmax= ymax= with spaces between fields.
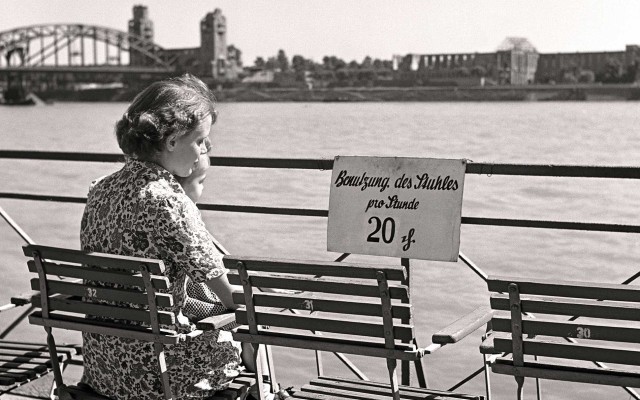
xmin=5 ymin=47 xmax=26 ymax=67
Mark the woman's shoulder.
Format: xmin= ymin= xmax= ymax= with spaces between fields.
xmin=142 ymin=179 xmax=184 ymax=202
xmin=139 ymin=179 xmax=196 ymax=219
xmin=88 ymin=175 xmax=108 ymax=192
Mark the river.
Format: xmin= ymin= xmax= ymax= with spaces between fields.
xmin=1 ymin=101 xmax=639 ymax=399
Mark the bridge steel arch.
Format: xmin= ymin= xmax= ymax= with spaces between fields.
xmin=0 ymin=24 xmax=177 ymax=71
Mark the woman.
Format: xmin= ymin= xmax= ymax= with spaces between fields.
xmin=80 ymin=74 xmax=244 ymax=399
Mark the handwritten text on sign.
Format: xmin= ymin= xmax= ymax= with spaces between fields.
xmin=327 ymin=156 xmax=466 ymax=261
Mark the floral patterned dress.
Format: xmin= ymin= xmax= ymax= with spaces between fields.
xmin=79 ymin=158 xmax=243 ymax=399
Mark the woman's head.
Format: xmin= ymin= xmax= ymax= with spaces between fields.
xmin=115 ymin=74 xmax=217 ymax=176
xmin=177 ymin=152 xmax=210 ymax=203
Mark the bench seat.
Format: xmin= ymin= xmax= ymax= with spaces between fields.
xmin=0 ymin=340 xmax=80 ymax=387
xmin=291 ymin=376 xmax=484 ymax=399
xmin=490 ymin=358 xmax=640 ymax=388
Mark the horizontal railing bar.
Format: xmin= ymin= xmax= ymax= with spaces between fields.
xmin=211 ymin=157 xmax=334 ymax=170
xmin=461 ymin=217 xmax=640 ymax=233
xmin=198 ymin=203 xmax=328 ymax=217
xmin=0 ymin=193 xmax=87 ymax=204
xmin=2 ymin=192 xmax=640 ymax=233
xmin=0 ymin=151 xmax=333 ymax=170
xmin=1 ymin=151 xmax=640 ymax=178
xmin=464 ymin=163 xmax=640 ymax=179
xmin=0 ymin=151 xmax=125 ymax=163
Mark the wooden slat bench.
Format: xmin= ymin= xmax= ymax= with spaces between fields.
xmin=1 ymin=291 xmax=83 ymax=398
xmin=0 ymin=340 xmax=81 ymax=390
xmin=223 ymin=255 xmax=485 ymax=400
xmin=462 ymin=275 xmax=640 ymax=399
xmin=22 ymin=244 xmax=254 ymax=400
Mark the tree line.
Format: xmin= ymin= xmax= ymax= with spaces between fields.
xmin=245 ymin=49 xmax=639 ymax=87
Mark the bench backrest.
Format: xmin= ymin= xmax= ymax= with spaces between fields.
xmin=23 ymin=244 xmax=186 ymax=399
xmin=23 ymin=244 xmax=179 ymax=344
xmin=225 ymin=255 xmax=420 ymax=360
xmin=487 ymin=275 xmax=640 ymax=367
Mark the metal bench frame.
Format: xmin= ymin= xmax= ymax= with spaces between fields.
xmin=23 ymin=244 xmax=253 ymax=400
xmin=222 ymin=255 xmax=484 ymax=400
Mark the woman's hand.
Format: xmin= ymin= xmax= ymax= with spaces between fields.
xmin=205 ymin=273 xmax=240 ymax=310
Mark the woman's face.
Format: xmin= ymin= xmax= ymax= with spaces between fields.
xmin=162 ymin=114 xmax=212 ymax=177
xmin=183 ymin=169 xmax=207 ymax=203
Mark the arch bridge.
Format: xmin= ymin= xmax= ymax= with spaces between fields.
xmin=0 ymin=23 xmax=177 ymax=74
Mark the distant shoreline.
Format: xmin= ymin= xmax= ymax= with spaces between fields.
xmin=33 ymin=83 xmax=640 ymax=103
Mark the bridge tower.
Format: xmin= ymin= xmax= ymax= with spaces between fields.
xmin=200 ymin=9 xmax=227 ymax=79
xmin=128 ymin=5 xmax=154 ymax=66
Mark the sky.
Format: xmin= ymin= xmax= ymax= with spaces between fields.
xmin=2 ymin=0 xmax=639 ymax=65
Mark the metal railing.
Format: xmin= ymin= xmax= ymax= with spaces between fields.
xmin=1 ymin=150 xmax=640 ymax=400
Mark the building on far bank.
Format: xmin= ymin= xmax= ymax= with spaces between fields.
xmin=393 ymin=38 xmax=639 ymax=85
xmin=128 ymin=5 xmax=242 ymax=81
xmin=496 ymin=37 xmax=539 ymax=85
xmin=536 ymin=45 xmax=640 ymax=83
xmin=392 ymin=37 xmax=539 ymax=86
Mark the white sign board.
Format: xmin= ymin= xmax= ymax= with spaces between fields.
xmin=327 ymin=156 xmax=466 ymax=261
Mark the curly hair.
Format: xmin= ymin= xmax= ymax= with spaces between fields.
xmin=115 ymin=74 xmax=218 ymax=159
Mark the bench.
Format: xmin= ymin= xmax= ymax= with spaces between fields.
xmin=22 ymin=243 xmax=255 ymax=400
xmin=436 ymin=275 xmax=640 ymax=399
xmin=222 ymin=255 xmax=485 ymax=400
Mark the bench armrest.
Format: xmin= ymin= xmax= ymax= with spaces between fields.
xmin=10 ymin=291 xmax=39 ymax=307
xmin=195 ymin=312 xmax=237 ymax=331
xmin=432 ymin=306 xmax=492 ymax=345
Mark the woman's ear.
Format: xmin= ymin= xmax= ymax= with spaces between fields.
xmin=165 ymin=134 xmax=178 ymax=152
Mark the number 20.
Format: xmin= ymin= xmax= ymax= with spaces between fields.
xmin=367 ymin=216 xmax=395 ymax=244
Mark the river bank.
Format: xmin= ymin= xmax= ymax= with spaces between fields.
xmin=30 ymin=83 xmax=640 ymax=103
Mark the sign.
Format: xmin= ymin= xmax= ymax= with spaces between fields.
xmin=327 ymin=156 xmax=466 ymax=261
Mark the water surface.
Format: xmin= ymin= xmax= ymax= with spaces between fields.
xmin=1 ymin=101 xmax=639 ymax=399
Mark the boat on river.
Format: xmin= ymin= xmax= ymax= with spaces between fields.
xmin=0 ymin=87 xmax=37 ymax=106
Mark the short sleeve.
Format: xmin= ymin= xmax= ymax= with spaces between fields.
xmin=88 ymin=175 xmax=108 ymax=192
xmin=151 ymin=193 xmax=227 ymax=283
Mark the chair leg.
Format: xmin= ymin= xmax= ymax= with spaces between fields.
xmin=412 ymin=338 xmax=428 ymax=388
xmin=516 ymin=376 xmax=525 ymax=400
xmin=386 ymin=358 xmax=401 ymax=400
xmin=534 ymin=355 xmax=542 ymax=400
xmin=264 ymin=345 xmax=279 ymax=394
xmin=153 ymin=342 xmax=173 ymax=400
xmin=401 ymin=359 xmax=410 ymax=386
xmin=482 ymin=353 xmax=492 ymax=400
xmin=314 ymin=349 xmax=323 ymax=376
xmin=49 ymin=358 xmax=72 ymax=400
xmin=413 ymin=358 xmax=428 ymax=388
xmin=252 ymin=344 xmax=266 ymax=400
xmin=44 ymin=327 xmax=65 ymax=391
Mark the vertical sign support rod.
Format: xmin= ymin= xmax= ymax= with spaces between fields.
xmin=400 ymin=257 xmax=428 ymax=388
xmin=400 ymin=258 xmax=412 ymax=386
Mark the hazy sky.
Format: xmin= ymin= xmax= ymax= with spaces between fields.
xmin=2 ymin=0 xmax=639 ymax=64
